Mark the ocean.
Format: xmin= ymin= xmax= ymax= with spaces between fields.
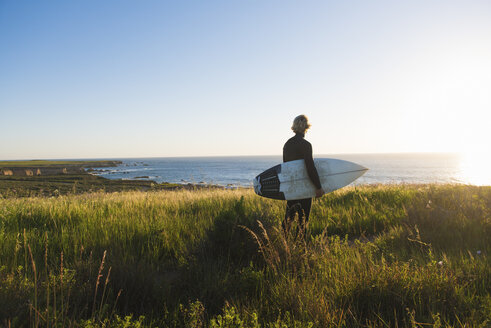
xmin=88 ymin=153 xmax=490 ymax=187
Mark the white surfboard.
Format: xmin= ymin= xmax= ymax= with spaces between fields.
xmin=253 ymin=158 xmax=368 ymax=200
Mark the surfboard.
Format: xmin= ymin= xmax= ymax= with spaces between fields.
xmin=253 ymin=158 xmax=368 ymax=200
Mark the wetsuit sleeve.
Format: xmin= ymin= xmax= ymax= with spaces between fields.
xmin=303 ymin=142 xmax=322 ymax=190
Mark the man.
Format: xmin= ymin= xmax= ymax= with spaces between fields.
xmin=282 ymin=115 xmax=325 ymax=236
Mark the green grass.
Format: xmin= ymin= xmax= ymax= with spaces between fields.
xmin=0 ymin=185 xmax=490 ymax=327
xmin=0 ymin=174 xmax=183 ymax=197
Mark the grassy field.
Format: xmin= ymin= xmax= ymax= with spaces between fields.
xmin=0 ymin=174 xmax=185 ymax=197
xmin=0 ymin=160 xmax=207 ymax=197
xmin=0 ymin=185 xmax=489 ymax=327
xmin=0 ymin=160 xmax=122 ymax=168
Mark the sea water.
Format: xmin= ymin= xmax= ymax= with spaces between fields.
xmin=88 ymin=153 xmax=489 ymax=187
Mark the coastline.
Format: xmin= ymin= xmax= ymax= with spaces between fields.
xmin=0 ymin=160 xmax=223 ymax=197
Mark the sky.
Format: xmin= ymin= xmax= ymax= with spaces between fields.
xmin=1 ymin=0 xmax=490 ymax=160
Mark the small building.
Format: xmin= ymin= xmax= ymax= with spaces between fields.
xmin=1 ymin=169 xmax=13 ymax=176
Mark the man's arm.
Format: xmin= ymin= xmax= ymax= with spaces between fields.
xmin=303 ymin=142 xmax=322 ymax=190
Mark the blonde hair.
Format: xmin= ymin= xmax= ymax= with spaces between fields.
xmin=291 ymin=115 xmax=311 ymax=134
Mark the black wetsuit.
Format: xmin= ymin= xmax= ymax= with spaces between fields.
xmin=282 ymin=133 xmax=322 ymax=233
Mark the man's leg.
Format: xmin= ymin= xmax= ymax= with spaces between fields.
xmin=283 ymin=200 xmax=300 ymax=233
xmin=298 ymin=198 xmax=312 ymax=236
xmin=283 ymin=198 xmax=312 ymax=236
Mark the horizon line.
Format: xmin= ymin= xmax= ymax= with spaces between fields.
xmin=0 ymin=151 xmax=461 ymax=162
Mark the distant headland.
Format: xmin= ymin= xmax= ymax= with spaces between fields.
xmin=0 ymin=160 xmax=216 ymax=197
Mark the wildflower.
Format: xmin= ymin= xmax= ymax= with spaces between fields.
xmin=477 ymin=250 xmax=481 ymax=255
xmin=437 ymin=260 xmax=443 ymax=266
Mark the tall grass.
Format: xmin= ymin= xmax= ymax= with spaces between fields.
xmin=0 ymin=185 xmax=489 ymax=327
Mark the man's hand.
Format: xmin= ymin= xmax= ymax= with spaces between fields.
xmin=315 ymin=188 xmax=325 ymax=198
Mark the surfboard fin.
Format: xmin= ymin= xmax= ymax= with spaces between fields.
xmin=253 ymin=176 xmax=262 ymax=195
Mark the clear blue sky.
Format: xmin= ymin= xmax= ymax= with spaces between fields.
xmin=1 ymin=0 xmax=490 ymax=159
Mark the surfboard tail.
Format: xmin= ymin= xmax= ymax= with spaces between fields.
xmin=253 ymin=164 xmax=285 ymax=200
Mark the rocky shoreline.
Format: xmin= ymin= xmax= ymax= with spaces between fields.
xmin=0 ymin=160 xmax=226 ymax=197
xmin=0 ymin=160 xmax=122 ymax=176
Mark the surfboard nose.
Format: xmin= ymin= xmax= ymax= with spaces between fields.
xmin=344 ymin=161 xmax=368 ymax=173
xmin=351 ymin=162 xmax=369 ymax=177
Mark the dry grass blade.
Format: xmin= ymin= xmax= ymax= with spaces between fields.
xmin=27 ymin=244 xmax=38 ymax=328
xmin=240 ymin=221 xmax=281 ymax=273
xmin=92 ymin=250 xmax=107 ymax=318
xmin=99 ymin=266 xmax=112 ymax=315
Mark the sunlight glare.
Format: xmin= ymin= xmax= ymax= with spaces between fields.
xmin=459 ymin=148 xmax=491 ymax=186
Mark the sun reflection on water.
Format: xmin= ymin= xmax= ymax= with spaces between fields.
xmin=458 ymin=151 xmax=491 ymax=186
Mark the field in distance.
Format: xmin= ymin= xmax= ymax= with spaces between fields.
xmin=0 ymin=159 xmax=122 ymax=167
xmin=0 ymin=160 xmax=208 ymax=197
